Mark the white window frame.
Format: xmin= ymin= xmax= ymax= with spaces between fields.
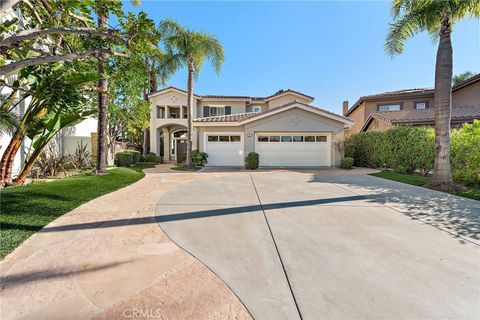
xmin=415 ymin=102 xmax=427 ymax=110
xmin=378 ymin=104 xmax=401 ymax=112
xmin=253 ymin=106 xmax=262 ymax=113
xmin=209 ymin=106 xmax=225 ymax=117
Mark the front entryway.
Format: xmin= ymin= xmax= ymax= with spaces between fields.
xmin=204 ymin=133 xmax=244 ymax=166
xmin=254 ymin=132 xmax=332 ymax=166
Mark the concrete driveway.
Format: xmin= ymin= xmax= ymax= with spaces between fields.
xmin=156 ymin=169 xmax=480 ymax=320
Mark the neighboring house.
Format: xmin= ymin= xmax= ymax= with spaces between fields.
xmin=149 ymin=87 xmax=354 ymax=167
xmin=344 ymin=73 xmax=480 ymax=134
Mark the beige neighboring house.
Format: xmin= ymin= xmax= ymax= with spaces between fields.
xmin=149 ymin=87 xmax=353 ymax=167
xmin=343 ymin=73 xmax=480 ymax=134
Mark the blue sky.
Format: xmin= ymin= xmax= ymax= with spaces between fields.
xmin=122 ymin=1 xmax=479 ymax=114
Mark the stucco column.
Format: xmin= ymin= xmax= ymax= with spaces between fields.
xmin=192 ymin=129 xmax=198 ymax=150
xmin=162 ymin=127 xmax=170 ymax=160
xmin=150 ymin=127 xmax=157 ymax=156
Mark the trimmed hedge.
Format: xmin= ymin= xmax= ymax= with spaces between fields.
xmin=245 ymin=152 xmax=259 ymax=170
xmin=145 ymin=152 xmax=162 ymax=163
xmin=125 ymin=150 xmax=140 ymax=164
xmin=450 ymin=120 xmax=480 ymax=185
xmin=115 ymin=151 xmax=134 ymax=167
xmin=340 ymin=157 xmax=354 ymax=169
xmin=345 ymin=121 xmax=480 ymax=185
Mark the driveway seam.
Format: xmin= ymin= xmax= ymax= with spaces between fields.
xmin=249 ymin=174 xmax=304 ymax=320
xmin=332 ymin=182 xmax=480 ymax=247
xmin=154 ymin=204 xmax=255 ymax=319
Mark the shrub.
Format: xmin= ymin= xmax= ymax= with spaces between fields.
xmin=346 ymin=123 xmax=480 ymax=185
xmin=115 ymin=151 xmax=133 ymax=167
xmin=145 ymin=152 xmax=162 ymax=163
xmin=30 ymin=150 xmax=68 ymax=178
xmin=245 ymin=152 xmax=259 ymax=170
xmin=345 ymin=126 xmax=434 ymax=174
xmin=66 ymin=141 xmax=92 ymax=170
xmin=138 ymin=155 xmax=145 ymax=162
xmin=192 ymin=150 xmax=208 ymax=166
xmin=125 ymin=150 xmax=140 ymax=164
xmin=340 ymin=157 xmax=354 ymax=169
xmin=451 ymin=120 xmax=480 ymax=185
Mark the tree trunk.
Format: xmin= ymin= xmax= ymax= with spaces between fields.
xmin=0 ymin=130 xmax=23 ymax=186
xmin=14 ymin=140 xmax=44 ymax=185
xmin=185 ymin=62 xmax=194 ymax=168
xmin=95 ymin=9 xmax=108 ymax=174
xmin=431 ymin=10 xmax=453 ymax=185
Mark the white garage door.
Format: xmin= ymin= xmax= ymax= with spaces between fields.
xmin=255 ymin=133 xmax=332 ymax=167
xmin=205 ymin=133 xmax=244 ymax=166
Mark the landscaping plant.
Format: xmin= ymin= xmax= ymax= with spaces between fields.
xmin=115 ymin=151 xmax=134 ymax=167
xmin=245 ymin=152 xmax=259 ymax=170
xmin=385 ymin=0 xmax=480 ymax=188
xmin=340 ymin=157 xmax=354 ymax=170
xmin=191 ymin=150 xmax=208 ymax=167
xmin=346 ymin=122 xmax=479 ymax=186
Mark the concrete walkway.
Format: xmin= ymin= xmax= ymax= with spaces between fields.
xmin=156 ymin=170 xmax=480 ymax=319
xmin=1 ymin=164 xmax=251 ymax=320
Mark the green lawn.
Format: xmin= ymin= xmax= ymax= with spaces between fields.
xmin=0 ymin=163 xmax=155 ymax=259
xmin=370 ymin=171 xmax=480 ymax=201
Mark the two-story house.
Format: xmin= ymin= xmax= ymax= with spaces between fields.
xmin=148 ymin=87 xmax=353 ymax=167
xmin=343 ymin=73 xmax=480 ymax=134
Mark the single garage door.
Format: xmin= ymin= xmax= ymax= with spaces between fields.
xmin=205 ymin=133 xmax=244 ymax=166
xmin=255 ymin=133 xmax=331 ymax=167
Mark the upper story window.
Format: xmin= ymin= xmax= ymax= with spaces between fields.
xmin=378 ymin=104 xmax=401 ymax=112
xmin=415 ymin=102 xmax=428 ymax=110
xmin=203 ymin=105 xmax=232 ymax=117
xmin=210 ymin=106 xmax=225 ymax=117
xmin=253 ymin=106 xmax=262 ymax=113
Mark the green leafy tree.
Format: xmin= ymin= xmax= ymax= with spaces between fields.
xmin=160 ymin=19 xmax=224 ymax=167
xmin=452 ymin=71 xmax=476 ymax=85
xmin=0 ymin=61 xmax=98 ymax=186
xmin=385 ymin=0 xmax=479 ymax=188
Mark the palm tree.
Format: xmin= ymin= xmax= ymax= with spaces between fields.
xmin=160 ymin=19 xmax=224 ymax=167
xmin=95 ymin=4 xmax=109 ymax=174
xmin=386 ymin=0 xmax=479 ymax=187
xmin=453 ymin=71 xmax=475 ymax=85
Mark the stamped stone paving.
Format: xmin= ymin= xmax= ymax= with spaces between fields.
xmin=0 ymin=164 xmax=251 ymax=320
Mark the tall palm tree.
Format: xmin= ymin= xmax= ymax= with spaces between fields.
xmin=160 ymin=19 xmax=224 ymax=167
xmin=95 ymin=3 xmax=109 ymax=174
xmin=386 ymin=0 xmax=479 ymax=187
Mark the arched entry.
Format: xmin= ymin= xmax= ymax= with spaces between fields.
xmin=171 ymin=129 xmax=187 ymax=161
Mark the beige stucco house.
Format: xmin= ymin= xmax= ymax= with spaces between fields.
xmin=343 ymin=73 xmax=480 ymax=134
xmin=149 ymin=87 xmax=353 ymax=167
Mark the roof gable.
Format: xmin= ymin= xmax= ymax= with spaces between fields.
xmin=193 ymin=101 xmax=354 ymax=127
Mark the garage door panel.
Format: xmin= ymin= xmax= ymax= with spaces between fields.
xmin=255 ymin=133 xmax=331 ymax=167
xmin=205 ymin=134 xmax=244 ymax=166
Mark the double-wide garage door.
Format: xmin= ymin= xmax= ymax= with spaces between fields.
xmin=204 ymin=132 xmax=332 ymax=167
xmin=255 ymin=133 xmax=332 ymax=167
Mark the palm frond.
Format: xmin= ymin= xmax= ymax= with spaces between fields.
xmin=385 ymin=9 xmax=427 ymax=56
xmin=0 ymin=108 xmax=18 ymax=134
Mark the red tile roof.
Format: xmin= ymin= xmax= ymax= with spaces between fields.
xmin=361 ymin=106 xmax=480 ymax=131
xmin=193 ymin=112 xmax=258 ymax=122
xmin=193 ymin=100 xmax=353 ymax=124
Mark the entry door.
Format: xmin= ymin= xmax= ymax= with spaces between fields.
xmin=176 ymin=139 xmax=187 ymax=161
xmin=255 ymin=133 xmax=332 ymax=166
